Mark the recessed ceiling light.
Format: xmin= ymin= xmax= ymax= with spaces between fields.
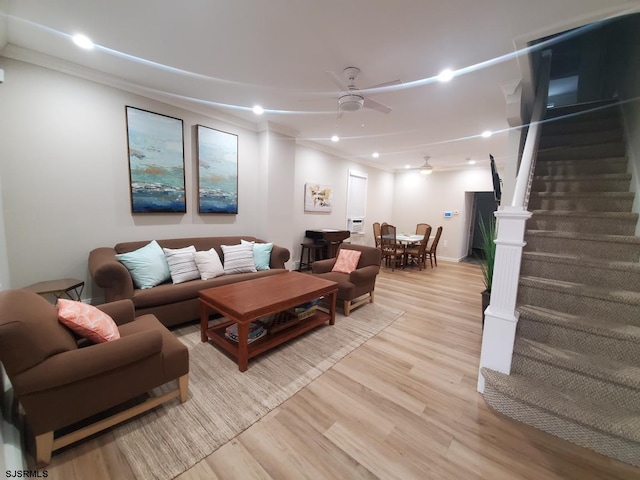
xmin=72 ymin=34 xmax=94 ymax=50
xmin=437 ymin=69 xmax=454 ymax=82
xmin=372 ymin=152 xmax=379 ymax=158
xmin=252 ymin=105 xmax=264 ymax=115
xmin=481 ymin=130 xmax=493 ymax=138
xmin=331 ymin=135 xmax=339 ymax=142
xmin=405 ymin=165 xmax=411 ymax=169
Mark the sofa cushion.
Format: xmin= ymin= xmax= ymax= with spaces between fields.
xmin=332 ymin=249 xmax=362 ymax=274
xmin=115 ymin=240 xmax=171 ymax=289
xmin=57 ymin=299 xmax=121 ymax=343
xmin=241 ymin=239 xmax=273 ymax=271
xmin=221 ymin=244 xmax=257 ymax=274
xmin=163 ymin=246 xmax=200 ymax=284
xmin=193 ymin=248 xmax=224 ymax=280
xmin=130 ymin=269 xmax=286 ymax=309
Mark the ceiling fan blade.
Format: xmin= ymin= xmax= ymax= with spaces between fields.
xmin=326 ymin=70 xmax=348 ymax=91
xmin=363 ymin=97 xmax=392 ymax=114
xmin=365 ymin=79 xmax=402 ymax=90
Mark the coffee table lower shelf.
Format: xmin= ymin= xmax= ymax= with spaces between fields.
xmin=203 ymin=310 xmax=332 ymax=366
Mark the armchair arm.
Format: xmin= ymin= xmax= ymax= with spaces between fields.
xmin=13 ymin=329 xmax=163 ymax=395
xmin=269 ymin=245 xmax=291 ymax=269
xmin=312 ymin=258 xmax=336 ymax=274
xmin=96 ymin=299 xmax=136 ymax=326
xmin=349 ymin=265 xmax=380 ymax=284
xmin=88 ymin=247 xmax=135 ymax=302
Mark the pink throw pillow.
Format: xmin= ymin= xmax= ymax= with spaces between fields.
xmin=331 ymin=249 xmax=362 ymax=274
xmin=57 ymin=299 xmax=121 ymax=343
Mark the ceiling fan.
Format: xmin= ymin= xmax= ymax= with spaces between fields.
xmin=404 ymin=156 xmax=434 ymax=175
xmin=327 ymin=67 xmax=401 ymax=117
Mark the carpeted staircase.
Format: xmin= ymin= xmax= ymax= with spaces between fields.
xmin=481 ymin=102 xmax=640 ymax=467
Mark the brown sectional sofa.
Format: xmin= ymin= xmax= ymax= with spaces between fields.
xmin=88 ymin=236 xmax=290 ymax=327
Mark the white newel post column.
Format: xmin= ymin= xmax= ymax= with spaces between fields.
xmin=477 ymin=205 xmax=531 ymax=392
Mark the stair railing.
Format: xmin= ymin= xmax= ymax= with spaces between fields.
xmin=477 ymin=50 xmax=552 ymax=392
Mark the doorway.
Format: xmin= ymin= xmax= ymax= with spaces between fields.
xmin=466 ymin=191 xmax=498 ymax=260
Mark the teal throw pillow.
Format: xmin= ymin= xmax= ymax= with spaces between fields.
xmin=241 ymin=239 xmax=273 ymax=271
xmin=115 ymin=240 xmax=171 ymax=289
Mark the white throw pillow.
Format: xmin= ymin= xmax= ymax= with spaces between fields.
xmin=221 ymin=244 xmax=257 ymax=274
xmin=193 ymin=248 xmax=224 ymax=280
xmin=163 ymin=246 xmax=201 ymax=284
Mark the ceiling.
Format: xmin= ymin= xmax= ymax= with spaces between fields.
xmin=1 ymin=0 xmax=637 ymax=172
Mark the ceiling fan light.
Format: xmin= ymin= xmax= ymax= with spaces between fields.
xmin=338 ymin=93 xmax=365 ymax=112
xmin=420 ymin=167 xmax=433 ymax=175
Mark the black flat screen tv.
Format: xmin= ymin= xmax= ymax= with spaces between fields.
xmin=490 ymin=154 xmax=502 ymax=205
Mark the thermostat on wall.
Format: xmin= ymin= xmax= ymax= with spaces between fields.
xmin=443 ymin=211 xmax=452 ymax=218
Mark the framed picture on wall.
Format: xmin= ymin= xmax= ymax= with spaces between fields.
xmin=125 ymin=106 xmax=186 ymax=213
xmin=196 ymin=125 xmax=238 ymax=214
xmin=304 ymin=183 xmax=333 ymax=212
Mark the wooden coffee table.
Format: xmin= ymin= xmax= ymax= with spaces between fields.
xmin=199 ymin=271 xmax=338 ymax=371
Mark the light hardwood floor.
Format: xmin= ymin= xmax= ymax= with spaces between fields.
xmin=41 ymin=261 xmax=640 ymax=479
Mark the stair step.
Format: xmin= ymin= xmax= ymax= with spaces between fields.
xmin=517 ymin=305 xmax=640 ymax=365
xmin=545 ymin=100 xmax=619 ymax=120
xmin=527 ymin=210 xmax=638 ymax=235
xmin=531 ymin=173 xmax=631 ymax=193
xmin=518 ymin=276 xmax=640 ymax=325
xmin=535 ymin=157 xmax=628 ymax=176
xmin=525 ymin=230 xmax=640 ymax=262
xmin=513 ymin=338 xmax=640 ymax=413
xmin=538 ymin=142 xmax=626 ymax=161
xmin=528 ymin=191 xmax=634 ymax=212
xmin=482 ymin=368 xmax=640 ymax=467
xmin=541 ymin=116 xmax=621 ymax=136
xmin=521 ymin=252 xmax=640 ymax=290
xmin=539 ymin=129 xmax=623 ymax=149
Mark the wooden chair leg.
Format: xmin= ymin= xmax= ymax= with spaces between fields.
xmin=179 ymin=374 xmax=189 ymax=403
xmin=35 ymin=431 xmax=54 ymax=467
xmin=343 ymin=300 xmax=351 ymax=316
xmin=369 ymin=291 xmax=375 ymax=304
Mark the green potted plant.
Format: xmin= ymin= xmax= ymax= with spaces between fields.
xmin=478 ymin=217 xmax=496 ymax=326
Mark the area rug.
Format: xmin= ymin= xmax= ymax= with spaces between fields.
xmin=114 ymin=302 xmax=404 ymax=480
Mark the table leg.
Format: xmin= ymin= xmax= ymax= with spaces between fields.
xmin=200 ymin=304 xmax=209 ymax=342
xmin=237 ymin=322 xmax=249 ymax=372
xmin=328 ymin=290 xmax=337 ymax=325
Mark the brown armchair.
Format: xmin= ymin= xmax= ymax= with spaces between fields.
xmin=0 ymin=290 xmax=189 ymax=466
xmin=311 ymin=244 xmax=382 ymax=316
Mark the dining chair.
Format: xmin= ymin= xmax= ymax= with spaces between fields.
xmin=405 ymin=225 xmax=432 ymax=270
xmin=380 ymin=223 xmax=404 ymax=271
xmin=416 ymin=223 xmax=431 ymax=236
xmin=373 ymin=222 xmax=381 ymax=248
xmin=425 ymin=226 xmax=443 ymax=268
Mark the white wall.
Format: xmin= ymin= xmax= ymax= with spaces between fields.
xmin=0 ymin=58 xmax=263 ymax=300
xmin=292 ymin=144 xmax=394 ymax=266
xmin=260 ymin=130 xmax=297 ymax=262
xmin=392 ymin=168 xmax=495 ymax=261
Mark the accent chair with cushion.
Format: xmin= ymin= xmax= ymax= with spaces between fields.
xmin=0 ymin=289 xmax=189 ymax=466
xmin=311 ymin=244 xmax=382 ymax=316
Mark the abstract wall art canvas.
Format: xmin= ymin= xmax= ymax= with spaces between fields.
xmin=304 ymin=183 xmax=333 ymax=212
xmin=196 ymin=125 xmax=238 ymax=214
xmin=125 ymin=106 xmax=186 ymax=213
